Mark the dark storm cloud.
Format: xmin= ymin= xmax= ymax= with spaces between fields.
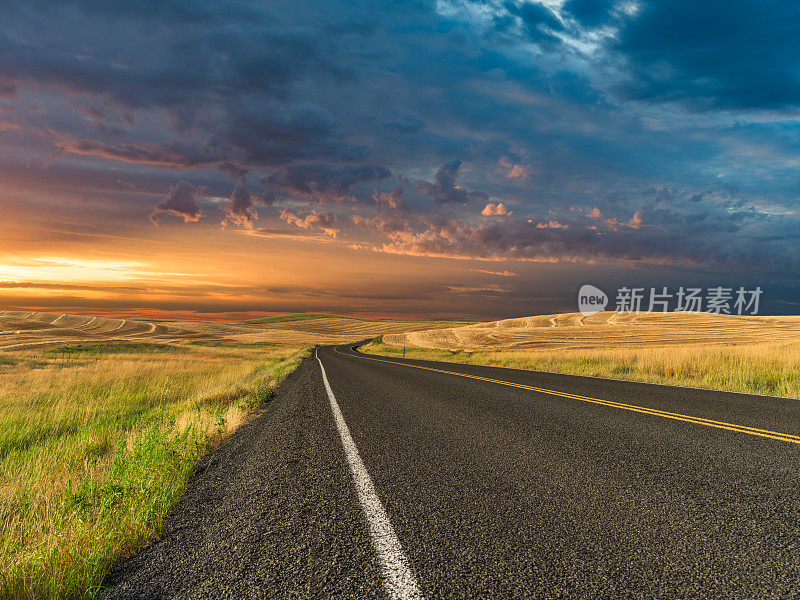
xmin=262 ymin=164 xmax=391 ymax=201
xmin=279 ymin=208 xmax=339 ymax=237
xmin=1 ymin=0 xmax=800 ymax=281
xmin=505 ymin=0 xmax=565 ymax=45
xmin=0 ymin=8 xmax=349 ymax=108
xmin=223 ymin=185 xmax=273 ymax=228
xmin=418 ymin=160 xmax=488 ymax=205
xmin=220 ymin=103 xmax=366 ymax=166
xmin=373 ymin=187 xmax=411 ymax=214
xmin=218 ymin=162 xmax=248 ymax=183
xmin=0 ymin=3 xmax=362 ymax=169
xmin=562 ymin=0 xmax=617 ymax=27
xmin=611 ymin=0 xmax=800 ymax=110
xmin=56 ymin=138 xmax=218 ymax=168
xmin=150 ymin=181 xmax=204 ymax=223
xmin=323 ymin=180 xmax=800 ymax=276
xmin=383 ymin=112 xmax=426 ymax=135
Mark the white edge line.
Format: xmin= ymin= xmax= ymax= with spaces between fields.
xmin=316 ymin=349 xmax=424 ymax=600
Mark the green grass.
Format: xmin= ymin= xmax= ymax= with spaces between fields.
xmin=0 ymin=343 xmax=311 ymax=599
xmin=361 ymin=339 xmax=800 ymax=398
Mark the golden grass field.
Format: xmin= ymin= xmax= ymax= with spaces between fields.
xmin=0 ymin=310 xmax=461 ymax=352
xmin=0 ymin=311 xmax=465 ymax=600
xmin=369 ymin=311 xmax=800 ymax=398
xmin=3 ymin=309 xmax=800 ymax=599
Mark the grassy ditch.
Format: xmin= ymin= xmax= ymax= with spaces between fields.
xmin=361 ymin=339 xmax=800 ymax=398
xmin=0 ymin=342 xmax=310 ymax=599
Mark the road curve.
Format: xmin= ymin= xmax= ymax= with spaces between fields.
xmin=104 ymin=345 xmax=800 ymax=599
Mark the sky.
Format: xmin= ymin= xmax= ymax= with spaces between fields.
xmin=1 ymin=0 xmax=799 ymax=320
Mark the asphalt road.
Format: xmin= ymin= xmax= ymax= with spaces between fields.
xmin=104 ymin=344 xmax=800 ymax=599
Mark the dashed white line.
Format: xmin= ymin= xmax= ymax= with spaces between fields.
xmin=316 ymin=350 xmax=424 ymax=600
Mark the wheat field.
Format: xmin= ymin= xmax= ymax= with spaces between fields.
xmin=0 ymin=310 xmax=468 ymax=599
xmin=368 ymin=312 xmax=800 ymax=398
xmin=0 ymin=342 xmax=311 ymax=599
xmin=383 ymin=311 xmax=800 ymax=351
xmin=4 ymin=309 xmax=800 ymax=599
xmin=0 ymin=311 xmax=462 ymax=351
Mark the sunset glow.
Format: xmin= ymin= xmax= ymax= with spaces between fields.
xmin=1 ymin=1 xmax=798 ymax=319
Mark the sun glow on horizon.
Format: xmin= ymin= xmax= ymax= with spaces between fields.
xmin=0 ymin=256 xmax=198 ymax=284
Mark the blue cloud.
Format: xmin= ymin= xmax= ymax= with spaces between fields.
xmin=612 ymin=0 xmax=800 ymax=110
xmin=0 ymin=0 xmax=798 ymax=282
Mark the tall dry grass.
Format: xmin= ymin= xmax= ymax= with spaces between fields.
xmin=0 ymin=342 xmax=310 ymax=599
xmin=363 ymin=339 xmax=800 ymax=398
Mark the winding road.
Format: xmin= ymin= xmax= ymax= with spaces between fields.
xmin=104 ymin=345 xmax=800 ymax=599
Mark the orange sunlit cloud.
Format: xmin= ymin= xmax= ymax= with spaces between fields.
xmin=0 ymin=0 xmax=797 ymax=320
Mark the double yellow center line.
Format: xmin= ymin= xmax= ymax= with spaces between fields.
xmin=335 ymin=347 xmax=800 ymax=446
